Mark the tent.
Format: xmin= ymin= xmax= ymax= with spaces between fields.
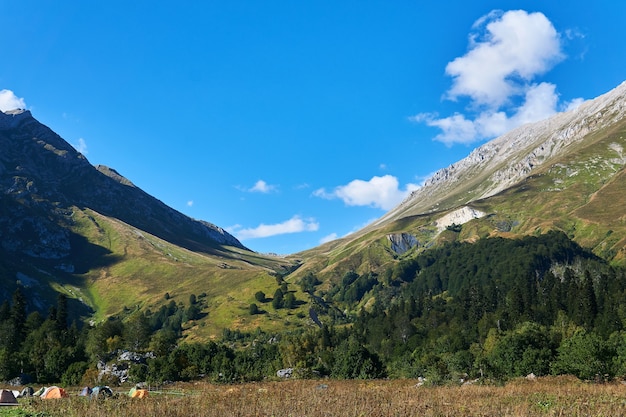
xmin=40 ymin=386 xmax=68 ymax=399
xmin=91 ymin=386 xmax=113 ymax=399
xmin=79 ymin=386 xmax=92 ymax=397
xmin=20 ymin=387 xmax=34 ymax=398
xmin=0 ymin=389 xmax=18 ymax=406
xmin=33 ymin=387 xmax=45 ymax=396
xmin=129 ymin=387 xmax=149 ymax=398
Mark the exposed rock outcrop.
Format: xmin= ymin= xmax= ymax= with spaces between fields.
xmin=387 ymin=233 xmax=419 ymax=255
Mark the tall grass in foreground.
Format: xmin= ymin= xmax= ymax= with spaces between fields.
xmin=14 ymin=376 xmax=626 ymax=417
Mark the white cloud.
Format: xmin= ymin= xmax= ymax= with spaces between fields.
xmin=446 ymin=10 xmax=563 ymax=108
xmin=0 ymin=89 xmax=26 ymax=112
xmin=249 ymin=180 xmax=277 ymax=193
xmin=314 ymin=175 xmax=420 ymax=210
xmin=187 ymin=200 xmax=194 ymax=207
xmin=228 ymin=215 xmax=319 ymax=240
xmin=411 ymin=10 xmax=579 ymax=146
xmin=74 ymin=137 xmax=88 ymax=154
xmin=415 ymin=82 xmax=565 ymax=146
xmin=319 ymin=233 xmax=338 ymax=244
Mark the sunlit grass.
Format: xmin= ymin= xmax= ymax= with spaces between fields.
xmin=8 ymin=376 xmax=626 ymax=417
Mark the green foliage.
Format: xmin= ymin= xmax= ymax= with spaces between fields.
xmin=486 ymin=322 xmax=556 ymax=378
xmin=61 ymin=361 xmax=89 ymax=386
xmin=283 ymin=292 xmax=296 ymax=309
xmin=299 ymin=273 xmax=321 ymax=293
xmin=331 ymin=335 xmax=385 ymax=379
xmin=272 ymin=288 xmax=284 ymax=310
xmin=552 ymin=329 xmax=613 ymax=380
xmin=335 ymin=272 xmax=378 ymax=304
xmin=254 ymin=291 xmax=266 ymax=303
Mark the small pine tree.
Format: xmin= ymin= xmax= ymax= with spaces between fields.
xmin=272 ymin=289 xmax=284 ymax=310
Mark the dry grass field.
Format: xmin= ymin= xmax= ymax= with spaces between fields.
xmin=5 ymin=376 xmax=626 ymax=417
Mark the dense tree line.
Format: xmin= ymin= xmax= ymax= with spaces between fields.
xmin=346 ymin=231 xmax=626 ymax=382
xmin=3 ymin=231 xmax=626 ymax=385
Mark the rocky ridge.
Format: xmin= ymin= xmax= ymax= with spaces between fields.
xmin=377 ymin=81 xmax=626 ymax=224
xmin=0 ymin=108 xmax=247 ymax=264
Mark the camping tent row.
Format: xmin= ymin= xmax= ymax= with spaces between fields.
xmin=0 ymin=387 xmax=35 ymax=403
xmin=0 ymin=385 xmax=150 ymax=403
xmin=0 ymin=387 xmax=66 ymax=406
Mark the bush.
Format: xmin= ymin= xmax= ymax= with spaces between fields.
xmin=61 ymin=361 xmax=89 ymax=386
xmin=551 ymin=329 xmax=613 ymax=381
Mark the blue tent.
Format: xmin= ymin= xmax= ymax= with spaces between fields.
xmin=90 ymin=386 xmax=113 ymax=399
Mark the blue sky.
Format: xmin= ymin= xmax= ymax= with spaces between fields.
xmin=1 ymin=1 xmax=624 ymax=254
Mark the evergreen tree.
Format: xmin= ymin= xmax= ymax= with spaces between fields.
xmin=272 ymin=288 xmax=284 ymax=310
xmin=56 ymin=293 xmax=68 ymax=330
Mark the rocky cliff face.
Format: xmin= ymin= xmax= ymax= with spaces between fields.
xmin=0 ymin=109 xmax=247 ymax=263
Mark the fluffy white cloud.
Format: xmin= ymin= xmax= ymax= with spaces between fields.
xmin=187 ymin=200 xmax=194 ymax=207
xmin=416 ymin=82 xmax=562 ymax=146
xmin=249 ymin=180 xmax=277 ymax=193
xmin=446 ymin=10 xmax=563 ymax=108
xmin=229 ymin=215 xmax=319 ymax=240
xmin=314 ymin=175 xmax=420 ymax=210
xmin=0 ymin=89 xmax=26 ymax=112
xmin=411 ymin=10 xmax=582 ymax=146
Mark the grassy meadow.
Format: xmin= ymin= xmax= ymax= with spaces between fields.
xmin=4 ymin=377 xmax=626 ymax=417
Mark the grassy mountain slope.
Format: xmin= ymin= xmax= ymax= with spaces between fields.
xmin=0 ymin=109 xmax=308 ymax=338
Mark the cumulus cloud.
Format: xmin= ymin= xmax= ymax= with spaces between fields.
xmin=446 ymin=10 xmax=563 ymax=107
xmin=187 ymin=200 xmax=194 ymax=207
xmin=416 ymin=82 xmax=561 ymax=146
xmin=411 ymin=10 xmax=583 ymax=146
xmin=0 ymin=89 xmax=26 ymax=112
xmin=228 ymin=215 xmax=319 ymax=240
xmin=314 ymin=175 xmax=420 ymax=211
xmin=248 ymin=180 xmax=277 ymax=193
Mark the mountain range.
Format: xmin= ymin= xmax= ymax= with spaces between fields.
xmin=1 ymin=80 xmax=625 ymax=338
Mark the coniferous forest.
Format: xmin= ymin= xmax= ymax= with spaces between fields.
xmin=3 ymin=231 xmax=626 ymax=386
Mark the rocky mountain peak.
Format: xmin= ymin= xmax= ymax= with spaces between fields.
xmin=377 ymin=80 xmax=626 ymax=225
xmin=0 ymin=109 xmax=32 ymax=130
xmin=0 ymin=109 xmax=248 ymax=262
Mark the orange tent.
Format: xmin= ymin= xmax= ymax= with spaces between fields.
xmin=40 ymin=386 xmax=69 ymax=399
xmin=129 ymin=387 xmax=149 ymax=398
